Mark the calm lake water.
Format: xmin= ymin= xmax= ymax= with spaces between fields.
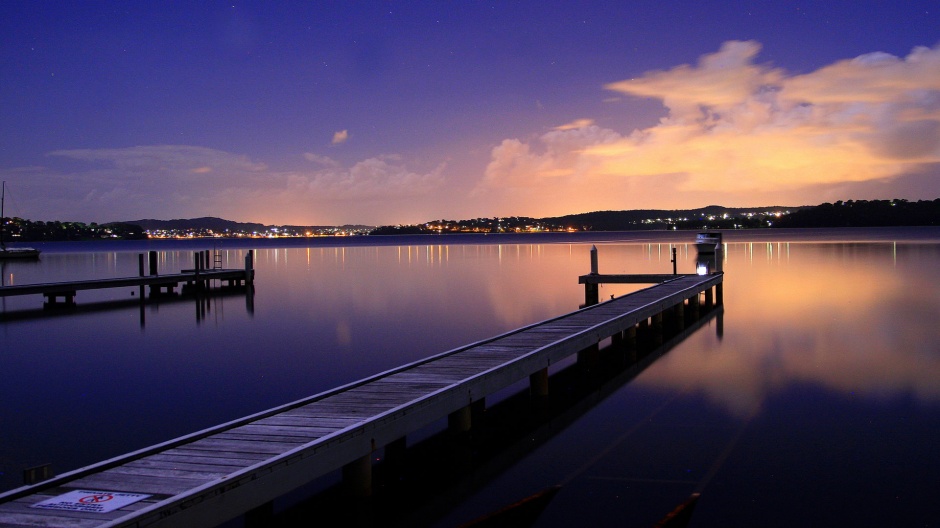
xmin=2 ymin=228 xmax=939 ymax=527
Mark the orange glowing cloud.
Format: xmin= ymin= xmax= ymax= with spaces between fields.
xmin=479 ymin=41 xmax=940 ymax=212
xmin=332 ymin=129 xmax=349 ymax=145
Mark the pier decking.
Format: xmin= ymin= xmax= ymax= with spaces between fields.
xmin=0 ymin=271 xmax=722 ymax=528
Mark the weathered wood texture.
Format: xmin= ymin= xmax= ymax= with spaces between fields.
xmin=0 ymin=273 xmax=722 ymax=528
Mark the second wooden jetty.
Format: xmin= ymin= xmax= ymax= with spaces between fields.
xmin=0 ymin=250 xmax=254 ymax=306
xmin=0 ymin=257 xmax=722 ymax=528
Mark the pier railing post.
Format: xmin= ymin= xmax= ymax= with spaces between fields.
xmin=584 ymin=245 xmax=599 ymax=306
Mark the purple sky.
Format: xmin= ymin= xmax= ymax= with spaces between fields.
xmin=2 ymin=1 xmax=938 ymax=225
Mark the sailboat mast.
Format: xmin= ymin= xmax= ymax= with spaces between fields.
xmin=1 ymin=180 xmax=5 ymax=249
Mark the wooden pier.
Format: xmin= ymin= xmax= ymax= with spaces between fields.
xmin=0 ymin=250 xmax=254 ymax=306
xmin=0 ymin=259 xmax=722 ymax=527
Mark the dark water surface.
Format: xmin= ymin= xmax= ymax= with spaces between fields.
xmin=2 ymin=228 xmax=939 ymax=527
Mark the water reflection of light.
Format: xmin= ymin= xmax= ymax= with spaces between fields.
xmin=640 ymin=242 xmax=940 ymax=417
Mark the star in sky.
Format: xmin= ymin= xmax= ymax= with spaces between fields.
xmin=1 ymin=1 xmax=937 ymax=224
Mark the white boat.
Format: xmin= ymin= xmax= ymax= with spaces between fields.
xmin=694 ymin=232 xmax=721 ymax=253
xmin=0 ymin=181 xmax=41 ymax=260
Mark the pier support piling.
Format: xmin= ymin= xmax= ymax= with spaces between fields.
xmin=448 ymin=405 xmax=472 ymax=435
xmin=244 ymin=501 xmax=274 ymax=528
xmin=342 ymin=455 xmax=373 ymax=498
xmin=674 ymin=302 xmax=685 ymax=330
xmin=529 ymin=368 xmax=549 ymax=398
xmin=382 ymin=437 xmax=408 ymax=484
xmin=652 ymin=312 xmax=664 ymax=345
xmin=245 ymin=250 xmax=255 ymax=285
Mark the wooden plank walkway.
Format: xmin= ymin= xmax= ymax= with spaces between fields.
xmin=0 ymin=272 xmax=722 ymax=528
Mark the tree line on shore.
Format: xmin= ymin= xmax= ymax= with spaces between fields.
xmin=1 ymin=220 xmax=146 ymax=242
xmin=3 ymin=199 xmax=939 ymax=242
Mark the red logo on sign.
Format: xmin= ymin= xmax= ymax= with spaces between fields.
xmin=79 ymin=494 xmax=114 ymax=504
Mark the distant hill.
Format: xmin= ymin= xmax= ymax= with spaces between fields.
xmin=121 ymin=199 xmax=940 ymax=235
xmin=124 ymin=217 xmax=371 ymax=233
xmin=773 ymin=199 xmax=940 ymax=227
xmin=544 ymin=205 xmax=797 ymax=230
xmin=125 ymin=217 xmax=268 ymax=232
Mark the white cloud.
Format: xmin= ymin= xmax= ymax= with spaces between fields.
xmin=289 ymin=155 xmax=446 ymax=199
xmin=49 ymin=145 xmax=268 ymax=174
xmin=11 ymin=145 xmax=446 ymax=224
xmin=303 ymin=153 xmax=340 ymax=166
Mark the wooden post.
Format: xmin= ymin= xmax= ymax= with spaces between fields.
xmin=149 ymin=251 xmax=158 ymax=276
xmin=244 ymin=501 xmax=274 ymax=528
xmin=626 ymin=325 xmax=638 ymax=363
xmin=448 ymin=405 xmax=472 ymax=434
xmin=245 ymin=250 xmax=255 ymax=285
xmin=578 ymin=343 xmax=600 ymax=370
xmin=584 ymin=246 xmax=600 ymax=307
xmin=383 ymin=437 xmax=407 ymax=484
xmin=674 ymin=302 xmax=685 ymax=330
xmin=138 ymin=253 xmax=146 ymax=300
xmin=652 ymin=312 xmax=664 ymax=346
xmin=448 ymin=399 xmax=484 ymax=434
xmin=671 ymin=247 xmax=677 ymax=275
xmin=612 ymin=330 xmax=624 ymax=345
xmin=23 ymin=464 xmax=53 ymax=485
xmin=530 ymin=368 xmax=549 ymax=398
xmin=716 ymin=282 xmax=724 ymax=305
xmin=704 ymin=286 xmax=713 ymax=307
xmin=584 ymin=282 xmax=599 ymax=307
xmin=342 ymin=455 xmax=372 ymax=497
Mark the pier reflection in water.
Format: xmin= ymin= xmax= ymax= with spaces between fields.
xmin=1 ymin=230 xmax=939 ymax=527
xmin=0 ymin=284 xmax=254 ymax=327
